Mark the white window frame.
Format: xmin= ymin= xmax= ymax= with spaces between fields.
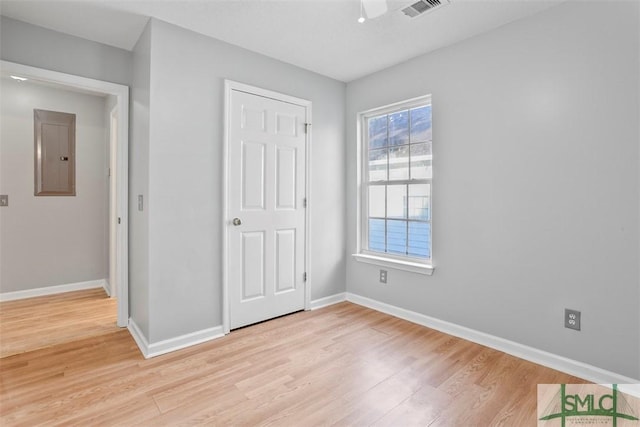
xmin=353 ymin=95 xmax=434 ymax=275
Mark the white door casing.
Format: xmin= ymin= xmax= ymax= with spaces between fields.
xmin=109 ymin=107 xmax=118 ymax=297
xmin=225 ymin=82 xmax=310 ymax=331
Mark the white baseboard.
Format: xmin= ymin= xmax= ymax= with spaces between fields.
xmin=345 ymin=292 xmax=639 ymax=386
xmin=310 ymin=292 xmax=347 ymax=310
xmin=127 ymin=319 xmax=149 ymax=357
xmin=128 ymin=293 xmax=348 ymax=359
xmin=128 ymin=318 xmax=225 ymax=359
xmin=619 ymin=384 xmax=640 ymax=398
xmin=124 ymin=290 xmax=637 ymax=384
xmin=103 ymin=279 xmax=112 ymax=297
xmin=0 ymin=279 xmax=107 ymax=302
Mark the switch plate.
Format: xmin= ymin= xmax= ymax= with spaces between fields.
xmin=0 ymin=195 xmax=7 ymax=206
xmin=138 ymin=195 xmax=143 ymax=211
xmin=565 ymin=308 xmax=581 ymax=331
xmin=379 ymin=269 xmax=387 ymax=284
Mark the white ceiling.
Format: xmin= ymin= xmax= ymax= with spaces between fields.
xmin=0 ymin=0 xmax=565 ymax=82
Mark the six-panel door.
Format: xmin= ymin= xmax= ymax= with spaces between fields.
xmin=228 ymin=90 xmax=307 ymax=329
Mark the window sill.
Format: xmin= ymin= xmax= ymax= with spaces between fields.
xmin=352 ymin=253 xmax=434 ymax=275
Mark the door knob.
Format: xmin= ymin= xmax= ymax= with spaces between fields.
xmin=232 ymin=218 xmax=242 ymax=226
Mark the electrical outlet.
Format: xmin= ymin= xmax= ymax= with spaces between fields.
xmin=379 ymin=269 xmax=387 ymax=284
xmin=565 ymin=309 xmax=581 ymax=331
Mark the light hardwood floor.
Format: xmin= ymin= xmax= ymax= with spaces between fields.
xmin=0 ymin=290 xmax=587 ymax=426
xmin=0 ymin=288 xmax=118 ymax=358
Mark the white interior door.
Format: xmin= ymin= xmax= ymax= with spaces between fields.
xmin=227 ymin=87 xmax=308 ymax=330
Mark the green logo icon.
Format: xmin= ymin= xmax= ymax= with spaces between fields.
xmin=539 ymin=384 xmax=639 ymax=427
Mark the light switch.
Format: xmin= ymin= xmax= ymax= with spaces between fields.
xmin=0 ymin=195 xmax=8 ymax=206
xmin=138 ymin=195 xmax=144 ymax=211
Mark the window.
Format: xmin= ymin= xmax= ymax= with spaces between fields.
xmin=355 ymin=95 xmax=433 ymax=274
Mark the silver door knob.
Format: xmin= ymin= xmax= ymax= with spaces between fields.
xmin=232 ymin=218 xmax=242 ymax=226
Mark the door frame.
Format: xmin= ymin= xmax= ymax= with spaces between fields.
xmin=1 ymin=60 xmax=130 ymax=327
xmin=222 ymin=80 xmax=312 ymax=334
xmin=108 ymin=106 xmax=118 ymax=298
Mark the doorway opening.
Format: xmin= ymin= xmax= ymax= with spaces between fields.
xmin=0 ymin=60 xmax=129 ymax=327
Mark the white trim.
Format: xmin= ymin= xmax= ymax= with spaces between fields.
xmin=128 ymin=318 xmax=225 ymax=359
xmin=224 ymin=81 xmax=313 ymax=108
xmin=222 ymin=80 xmax=312 ymax=334
xmin=304 ymin=102 xmax=312 ymax=312
xmin=359 ymin=94 xmax=433 ymax=118
xmin=1 ymin=60 xmax=130 ymax=328
xmin=352 ymin=253 xmax=434 ymax=275
xmin=127 ymin=318 xmax=149 ymax=357
xmin=619 ymin=384 xmax=640 ymax=398
xmin=103 ymin=279 xmax=112 ymax=297
xmin=222 ymin=81 xmax=231 ymax=334
xmin=0 ymin=279 xmax=107 ymax=302
xmin=346 ymin=292 xmax=640 ymax=385
xmin=1 ymin=61 xmax=128 ymax=96
xmin=108 ymin=106 xmax=118 ymax=300
xmin=115 ymin=87 xmax=129 ymax=328
xmin=356 ymin=94 xmax=433 ymax=267
xmin=310 ymin=292 xmax=347 ymax=310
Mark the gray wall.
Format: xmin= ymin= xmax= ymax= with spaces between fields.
xmin=0 ymin=78 xmax=109 ymax=293
xmin=0 ymin=16 xmax=132 ymax=86
xmin=135 ymin=19 xmax=346 ymax=343
xmin=345 ymin=1 xmax=639 ymax=379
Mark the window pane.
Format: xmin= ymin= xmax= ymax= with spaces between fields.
xmin=410 ymin=142 xmax=432 ymax=179
xmin=362 ymin=99 xmax=432 ymax=261
xmin=387 ymin=220 xmax=407 ymax=255
xmin=369 ymin=219 xmax=385 ymax=253
xmin=386 ymin=184 xmax=406 ymax=219
xmin=368 ymin=185 xmax=385 ymax=218
xmin=389 ymin=145 xmax=409 ymax=180
xmin=410 ymin=105 xmax=432 ymax=143
xmin=388 ymin=110 xmax=409 ymax=146
xmin=408 ymin=222 xmax=430 ymax=258
xmin=408 ymin=184 xmax=430 ymax=221
xmin=369 ymin=148 xmax=387 ymax=181
xmin=368 ymin=115 xmax=387 ymax=149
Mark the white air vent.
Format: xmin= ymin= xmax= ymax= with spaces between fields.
xmin=401 ymin=0 xmax=448 ymax=18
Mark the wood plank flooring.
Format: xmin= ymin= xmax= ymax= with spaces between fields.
xmin=0 ymin=291 xmax=588 ymax=426
xmin=0 ymin=288 xmax=117 ymax=358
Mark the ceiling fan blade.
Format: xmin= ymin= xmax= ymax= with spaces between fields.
xmin=362 ymin=0 xmax=388 ymax=19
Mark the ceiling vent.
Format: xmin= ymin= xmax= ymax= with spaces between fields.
xmin=401 ymin=0 xmax=448 ymax=18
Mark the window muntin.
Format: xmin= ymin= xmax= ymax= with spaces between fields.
xmin=361 ymin=97 xmax=432 ymax=262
